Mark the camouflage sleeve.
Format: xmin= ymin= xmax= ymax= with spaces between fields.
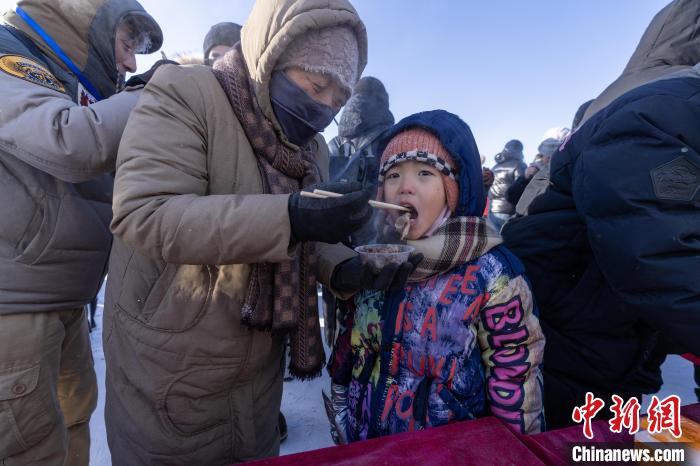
xmin=476 ymin=274 xmax=546 ymax=434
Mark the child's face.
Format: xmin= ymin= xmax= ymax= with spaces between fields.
xmin=383 ymin=161 xmax=447 ymax=240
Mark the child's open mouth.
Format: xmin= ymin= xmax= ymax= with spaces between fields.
xmin=400 ymin=203 xmax=419 ymax=221
xmin=393 ymin=203 xmax=419 ymax=240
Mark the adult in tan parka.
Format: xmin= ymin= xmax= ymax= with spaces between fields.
xmin=514 ymin=0 xmax=700 ymax=217
xmin=104 ymin=0 xmax=418 ymax=464
xmin=0 ymin=1 xmax=162 ymax=465
xmin=580 ymin=0 xmax=700 ymax=125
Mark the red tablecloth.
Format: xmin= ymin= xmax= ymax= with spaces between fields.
xmin=247 ymin=403 xmax=700 ymax=466
xmin=518 ymin=419 xmax=632 ymax=465
xmin=682 ymin=402 xmax=700 ymax=423
xmin=249 ymin=416 xmax=544 ymax=466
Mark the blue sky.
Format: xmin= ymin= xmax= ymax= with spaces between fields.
xmin=1 ymin=0 xmax=671 ymax=165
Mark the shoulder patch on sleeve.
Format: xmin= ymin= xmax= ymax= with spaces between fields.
xmin=651 ymin=155 xmax=700 ymax=201
xmin=0 ymin=54 xmax=66 ymax=93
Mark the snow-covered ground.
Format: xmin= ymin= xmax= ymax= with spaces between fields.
xmin=87 ymin=283 xmax=697 ymax=465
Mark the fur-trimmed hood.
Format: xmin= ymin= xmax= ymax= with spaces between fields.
xmin=3 ymin=0 xmax=162 ymax=98
xmin=582 ymin=0 xmax=700 ymax=123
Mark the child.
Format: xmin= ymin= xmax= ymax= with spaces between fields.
xmin=326 ymin=110 xmax=545 ymax=443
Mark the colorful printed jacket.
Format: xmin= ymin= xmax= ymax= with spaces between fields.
xmin=328 ymin=245 xmax=546 ymax=440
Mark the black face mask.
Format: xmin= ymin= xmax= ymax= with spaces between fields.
xmin=269 ymin=71 xmax=337 ymax=146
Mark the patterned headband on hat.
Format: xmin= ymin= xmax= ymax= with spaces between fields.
xmin=378 ymin=150 xmax=457 ymax=183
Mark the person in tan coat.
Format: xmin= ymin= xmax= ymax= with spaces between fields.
xmin=513 ymin=0 xmax=700 ymax=219
xmin=580 ymin=0 xmax=700 ymax=125
xmin=0 ymin=1 xmax=162 ymax=465
xmin=104 ymin=0 xmax=419 ymax=464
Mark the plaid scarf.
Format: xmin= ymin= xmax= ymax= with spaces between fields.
xmin=407 ymin=216 xmax=503 ymax=281
xmin=212 ymin=44 xmax=324 ymax=379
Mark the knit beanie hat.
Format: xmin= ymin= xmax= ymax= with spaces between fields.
xmin=504 ymin=139 xmax=524 ymax=154
xmin=203 ymin=22 xmax=242 ymax=63
xmin=275 ymin=26 xmax=359 ymax=95
xmin=379 ymin=127 xmax=460 ymax=214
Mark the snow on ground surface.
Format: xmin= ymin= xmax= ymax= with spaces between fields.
xmin=88 ymin=282 xmax=697 ymax=465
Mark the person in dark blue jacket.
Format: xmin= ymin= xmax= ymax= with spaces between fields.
xmin=502 ymin=67 xmax=700 ymax=429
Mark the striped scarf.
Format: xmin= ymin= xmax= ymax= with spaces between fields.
xmin=407 ymin=217 xmax=503 ymax=282
xmin=212 ymin=44 xmax=324 ymax=379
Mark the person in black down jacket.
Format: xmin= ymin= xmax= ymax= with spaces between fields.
xmin=323 ymin=77 xmax=395 ymax=347
xmin=488 ymin=139 xmax=526 ymax=231
xmin=328 ymin=76 xmax=395 ymax=182
xmin=327 ymin=76 xmax=395 ymax=247
xmin=501 ymin=67 xmax=700 ymax=429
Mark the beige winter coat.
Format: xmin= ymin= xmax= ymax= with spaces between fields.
xmin=581 ymin=0 xmax=700 ymax=124
xmin=103 ymin=0 xmax=367 ymax=464
xmin=516 ymin=0 xmax=700 ymax=216
xmin=0 ymin=0 xmax=159 ymax=313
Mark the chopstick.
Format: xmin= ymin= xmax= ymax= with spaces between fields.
xmin=313 ymin=189 xmax=343 ymax=198
xmin=368 ymin=200 xmax=412 ymax=212
xmin=299 ymin=191 xmax=329 ymax=199
xmin=299 ymin=189 xmax=412 ymax=212
xmin=314 ymin=189 xmax=412 ymax=212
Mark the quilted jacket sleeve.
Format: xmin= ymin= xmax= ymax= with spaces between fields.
xmin=477 ymin=264 xmax=546 ymax=434
xmin=111 ymin=65 xmax=295 ymax=265
xmin=0 ymin=64 xmax=140 ymax=183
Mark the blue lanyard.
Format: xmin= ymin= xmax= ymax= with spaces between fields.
xmin=15 ymin=6 xmax=104 ymax=101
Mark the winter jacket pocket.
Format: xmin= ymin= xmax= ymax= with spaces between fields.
xmin=0 ymin=364 xmax=58 ymax=459
xmin=145 ymin=265 xmax=213 ymax=331
xmin=160 ymin=365 xmax=243 ymax=436
xmin=13 ymin=193 xmax=111 ymax=268
xmin=437 ymin=385 xmax=485 ymax=422
xmin=140 ymin=263 xmax=178 ymax=321
xmin=0 ymin=164 xmax=41 ymax=260
xmin=116 ymin=250 xmax=213 ymax=332
xmin=11 ymin=195 xmax=57 ymax=266
xmin=114 ymin=247 xmax=164 ymax=320
xmin=39 ymin=194 xmax=111 ymax=255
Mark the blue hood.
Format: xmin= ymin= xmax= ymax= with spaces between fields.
xmin=379 ymin=110 xmax=485 ymax=217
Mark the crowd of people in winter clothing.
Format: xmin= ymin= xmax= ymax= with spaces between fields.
xmin=0 ymin=0 xmax=697 ymax=465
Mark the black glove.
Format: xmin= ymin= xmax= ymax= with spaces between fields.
xmin=125 ymin=59 xmax=179 ymax=87
xmin=288 ymin=181 xmax=372 ymax=244
xmin=331 ymin=253 xmax=424 ymax=293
